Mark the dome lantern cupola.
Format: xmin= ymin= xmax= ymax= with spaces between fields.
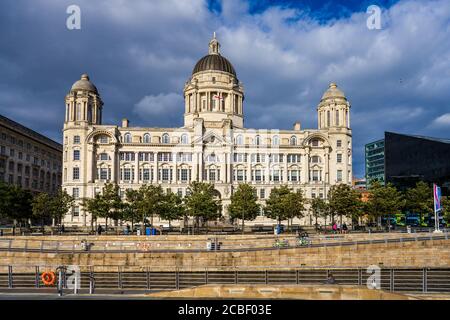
xmin=184 ymin=34 xmax=244 ymax=128
xmin=192 ymin=34 xmax=236 ymax=77
xmin=65 ymin=73 xmax=103 ymax=125
xmin=317 ymin=82 xmax=351 ymax=129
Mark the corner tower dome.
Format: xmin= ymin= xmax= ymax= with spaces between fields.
xmin=71 ymin=73 xmax=98 ymax=93
xmin=321 ymin=82 xmax=346 ymax=100
xmin=192 ymin=33 xmax=237 ymax=77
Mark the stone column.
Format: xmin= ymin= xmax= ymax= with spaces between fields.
xmin=134 ymin=152 xmax=139 ymax=184
xmin=283 ymin=153 xmax=288 ymax=182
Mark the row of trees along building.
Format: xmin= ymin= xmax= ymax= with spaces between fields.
xmin=311 ymin=181 xmax=450 ymax=229
xmin=1 ymin=180 xmax=449 ymax=233
xmin=0 ymin=182 xmax=73 ymax=231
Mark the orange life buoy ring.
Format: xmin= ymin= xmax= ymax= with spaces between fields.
xmin=41 ymin=271 xmax=56 ymax=286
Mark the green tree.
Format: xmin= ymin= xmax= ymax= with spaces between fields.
xmin=405 ymin=181 xmax=433 ymax=223
xmin=159 ymin=191 xmax=185 ymax=228
xmin=283 ymin=189 xmax=306 ymax=231
xmin=0 ymin=183 xmax=33 ymax=227
xmin=50 ymin=190 xmax=74 ymax=227
xmin=441 ymin=196 xmax=450 ymax=225
xmin=228 ymin=183 xmax=260 ymax=234
xmin=136 ymin=184 xmax=165 ymax=234
xmin=184 ymin=182 xmax=222 ymax=232
xmin=328 ymin=184 xmax=362 ymax=226
xmin=310 ymin=197 xmax=327 ymax=230
xmin=366 ymin=181 xmax=404 ymax=228
xmin=264 ymin=186 xmax=292 ymax=224
xmin=32 ymin=193 xmax=51 ymax=232
xmin=121 ymin=189 xmax=141 ymax=230
xmin=99 ymin=182 xmax=122 ymax=230
xmin=82 ymin=195 xmax=103 ymax=232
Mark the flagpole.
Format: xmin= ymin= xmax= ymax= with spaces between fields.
xmin=433 ymin=183 xmax=442 ymax=234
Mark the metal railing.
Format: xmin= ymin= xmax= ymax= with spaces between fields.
xmin=0 ymin=265 xmax=449 ymax=293
xmin=0 ymin=232 xmax=448 ymax=253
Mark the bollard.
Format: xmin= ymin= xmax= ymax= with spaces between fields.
xmin=74 ymin=273 xmax=78 ymax=295
xmin=58 ymin=269 xmax=63 ymax=296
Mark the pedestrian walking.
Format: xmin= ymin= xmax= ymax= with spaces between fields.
xmin=97 ymin=225 xmax=103 ymax=235
xmin=342 ymin=223 xmax=348 ymax=234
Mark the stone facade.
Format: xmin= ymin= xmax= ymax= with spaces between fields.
xmin=62 ymin=35 xmax=352 ymax=227
xmin=0 ymin=114 xmax=62 ymax=194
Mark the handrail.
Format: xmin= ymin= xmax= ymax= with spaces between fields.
xmin=0 ymin=232 xmax=447 ymax=253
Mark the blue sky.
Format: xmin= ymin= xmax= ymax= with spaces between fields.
xmin=1 ymin=0 xmax=450 ymax=177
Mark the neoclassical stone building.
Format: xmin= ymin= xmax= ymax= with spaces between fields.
xmin=62 ymin=35 xmax=352 ymax=227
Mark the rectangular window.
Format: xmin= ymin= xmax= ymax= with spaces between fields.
xmin=72 ymin=206 xmax=79 ymax=217
xmin=123 ymin=168 xmax=131 ymax=181
xmin=337 ymin=170 xmax=343 ymax=182
xmin=271 ymin=170 xmax=280 ymax=182
xmin=100 ymin=153 xmax=109 ymax=161
xmin=73 ymin=136 xmax=80 ymax=144
xmin=254 ymin=170 xmax=262 ymax=182
xmin=162 ymin=168 xmax=170 ymax=181
xmin=142 ymin=168 xmax=150 ymax=181
xmin=289 ymin=170 xmax=299 ymax=182
xmin=180 ymin=169 xmax=188 ymax=182
xmin=312 ymin=170 xmax=319 ymax=182
xmin=73 ymin=150 xmax=80 ymax=161
xmin=99 ymin=168 xmax=108 ymax=180
xmin=337 ymin=140 xmax=342 ymax=148
xmin=260 ymin=189 xmax=265 ymax=199
xmin=73 ymin=167 xmax=80 ymax=180
xmin=73 ymin=188 xmax=79 ymax=199
xmin=158 ymin=152 xmax=172 ymax=162
xmin=337 ymin=153 xmax=342 ymax=163
xmin=236 ymin=169 xmax=245 ymax=181
xmin=287 ymin=154 xmax=301 ymax=163
xmin=209 ymin=170 xmax=216 ymax=181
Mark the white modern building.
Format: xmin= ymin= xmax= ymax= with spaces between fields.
xmin=62 ymin=35 xmax=352 ymax=227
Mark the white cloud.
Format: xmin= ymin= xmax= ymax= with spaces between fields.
xmin=431 ymin=113 xmax=450 ymax=127
xmin=134 ymin=92 xmax=184 ymax=117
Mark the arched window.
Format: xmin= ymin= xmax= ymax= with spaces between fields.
xmin=310 ymin=139 xmax=320 ymax=147
xmin=143 ymin=133 xmax=151 ymax=143
xmin=124 ymin=133 xmax=132 ymax=143
xmin=310 ymin=155 xmax=321 ymax=163
xmin=181 ymin=134 xmax=189 ymax=144
xmin=235 ymin=135 xmax=243 ymax=145
xmin=161 ymin=133 xmax=170 ymax=144
xmin=272 ymin=135 xmax=279 ymax=146
xmin=97 ymin=135 xmax=109 ymax=144
xmin=290 ymin=136 xmax=297 ymax=146
xmin=255 ymin=135 xmax=261 ymax=146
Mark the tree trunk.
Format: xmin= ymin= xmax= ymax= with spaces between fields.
xmin=105 ymin=217 xmax=108 ymax=232
xmin=241 ymin=214 xmax=245 ymax=235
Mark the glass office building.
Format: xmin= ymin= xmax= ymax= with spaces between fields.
xmin=365 ymin=139 xmax=385 ymax=186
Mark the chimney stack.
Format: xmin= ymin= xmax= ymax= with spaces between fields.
xmin=293 ymin=121 xmax=301 ymax=131
xmin=122 ymin=118 xmax=129 ymax=128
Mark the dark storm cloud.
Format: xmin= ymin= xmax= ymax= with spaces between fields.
xmin=1 ymin=0 xmax=450 ymax=177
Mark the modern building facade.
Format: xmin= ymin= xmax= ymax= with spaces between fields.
xmin=365 ymin=132 xmax=450 ymax=195
xmin=0 ymin=114 xmax=63 ymax=194
xmin=62 ymin=35 xmax=353 ymax=227
xmin=385 ymin=132 xmax=450 ymax=194
xmin=365 ymin=139 xmax=385 ymax=186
